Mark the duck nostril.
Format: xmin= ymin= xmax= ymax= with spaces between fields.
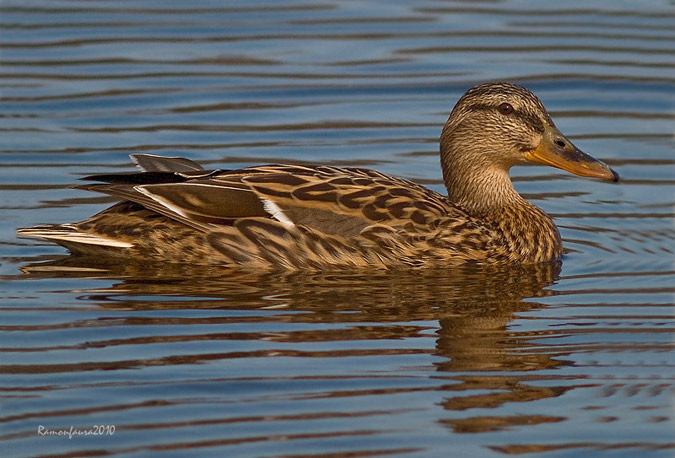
xmin=554 ymin=138 xmax=566 ymax=148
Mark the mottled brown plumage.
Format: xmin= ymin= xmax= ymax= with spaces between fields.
xmin=18 ymin=82 xmax=619 ymax=270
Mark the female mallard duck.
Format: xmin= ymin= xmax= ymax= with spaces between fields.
xmin=19 ymin=82 xmax=618 ymax=269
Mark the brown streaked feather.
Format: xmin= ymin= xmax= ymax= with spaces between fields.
xmin=237 ymin=166 xmax=463 ymax=235
xmin=78 ymin=164 xmax=465 ymax=238
xmin=19 ymin=163 xmax=511 ymax=268
xmin=73 ymin=182 xmax=215 ymax=232
xmin=136 ymin=182 xmax=268 ymax=221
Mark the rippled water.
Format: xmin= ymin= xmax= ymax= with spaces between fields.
xmin=1 ymin=1 xmax=674 ymax=457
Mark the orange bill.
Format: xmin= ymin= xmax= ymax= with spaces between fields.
xmin=526 ymin=125 xmax=619 ymax=182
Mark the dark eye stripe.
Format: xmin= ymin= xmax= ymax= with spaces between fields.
xmin=519 ymin=112 xmax=545 ymax=134
xmin=465 ymin=103 xmax=545 ymax=134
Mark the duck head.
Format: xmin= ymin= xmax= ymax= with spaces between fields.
xmin=440 ymin=82 xmax=619 ymax=214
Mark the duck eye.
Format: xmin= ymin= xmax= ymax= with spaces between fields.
xmin=498 ymin=102 xmax=514 ymax=115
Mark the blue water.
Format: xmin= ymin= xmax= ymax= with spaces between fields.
xmin=1 ymin=1 xmax=673 ymax=457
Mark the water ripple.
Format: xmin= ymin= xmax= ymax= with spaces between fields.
xmin=1 ymin=1 xmax=673 ymax=457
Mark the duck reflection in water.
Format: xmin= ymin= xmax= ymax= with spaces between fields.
xmin=19 ymin=257 xmax=569 ymax=436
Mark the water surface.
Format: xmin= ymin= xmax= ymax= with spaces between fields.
xmin=1 ymin=1 xmax=673 ymax=457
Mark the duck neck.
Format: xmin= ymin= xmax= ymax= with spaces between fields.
xmin=441 ymin=149 xmax=523 ymax=219
xmin=440 ymin=143 xmax=562 ymax=262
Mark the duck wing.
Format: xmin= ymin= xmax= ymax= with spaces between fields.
xmin=227 ymin=165 xmax=457 ymax=236
xmin=76 ymin=161 xmax=459 ymax=237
